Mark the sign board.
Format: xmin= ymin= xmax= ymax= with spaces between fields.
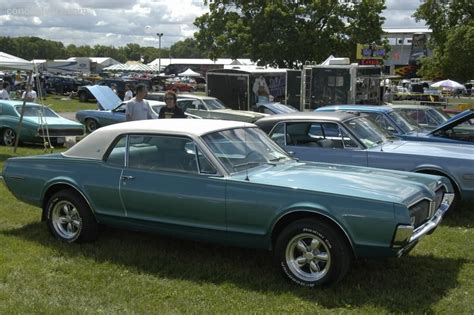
xmin=358 ymin=59 xmax=381 ymax=66
xmin=356 ymin=44 xmax=386 ymax=60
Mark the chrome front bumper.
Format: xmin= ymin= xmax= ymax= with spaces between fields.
xmin=394 ymin=192 xmax=455 ymax=257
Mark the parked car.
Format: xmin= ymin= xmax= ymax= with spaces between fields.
xmin=1 ymin=119 xmax=454 ymax=286
xmin=316 ymin=105 xmax=474 ymax=145
xmin=45 ymin=76 xmax=89 ymax=95
xmin=165 ymin=81 xmax=195 ymax=92
xmin=255 ymin=111 xmax=474 ymax=208
xmin=176 ymin=95 xmax=268 ymax=122
xmin=253 ymin=102 xmax=299 ymax=115
xmin=0 ymin=100 xmax=85 ymax=146
xmin=75 ymin=86 xmax=200 ymax=132
xmin=77 ymin=79 xmax=137 ymax=102
xmin=390 ymin=104 xmax=450 ymax=129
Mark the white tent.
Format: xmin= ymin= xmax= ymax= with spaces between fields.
xmin=103 ymin=62 xmax=155 ymax=72
xmin=0 ymin=52 xmax=34 ymax=70
xmin=177 ymin=68 xmax=201 ymax=77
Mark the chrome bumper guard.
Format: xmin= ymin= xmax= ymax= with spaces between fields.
xmin=395 ymin=192 xmax=454 ymax=257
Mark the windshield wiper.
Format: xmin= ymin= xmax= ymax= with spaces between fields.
xmin=233 ymin=161 xmax=265 ymax=170
xmin=269 ymin=156 xmax=288 ymax=162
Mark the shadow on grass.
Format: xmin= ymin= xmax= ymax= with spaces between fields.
xmin=3 ymin=222 xmax=467 ymax=313
xmin=0 ymin=153 xmax=15 ymax=162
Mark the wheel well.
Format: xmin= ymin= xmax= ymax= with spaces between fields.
xmin=41 ymin=184 xmax=92 ymax=221
xmin=271 ymin=211 xmax=355 ymax=256
xmin=415 ymin=169 xmax=461 ymax=198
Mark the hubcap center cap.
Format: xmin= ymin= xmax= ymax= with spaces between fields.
xmin=304 ymin=252 xmax=314 ymax=261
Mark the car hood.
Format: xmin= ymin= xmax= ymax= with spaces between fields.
xmin=85 ymin=85 xmax=122 ymax=110
xmin=428 ymin=109 xmax=474 ymax=135
xmin=257 ymin=102 xmax=298 ymax=114
xmin=23 ymin=116 xmax=84 ymax=128
xmin=244 ymin=161 xmax=442 ymax=205
xmin=370 ymin=140 xmax=474 ymax=159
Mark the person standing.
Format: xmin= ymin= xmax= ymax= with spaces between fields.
xmin=124 ymin=84 xmax=133 ymax=101
xmin=22 ymin=85 xmax=37 ymax=102
xmin=125 ymin=84 xmax=156 ymax=121
xmin=0 ymin=82 xmax=10 ymax=100
xmin=158 ymin=90 xmax=186 ymax=119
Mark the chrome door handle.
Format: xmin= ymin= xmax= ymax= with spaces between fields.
xmin=121 ymin=175 xmax=135 ymax=180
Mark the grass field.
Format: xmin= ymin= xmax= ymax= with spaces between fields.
xmin=0 ymin=145 xmax=473 ymax=314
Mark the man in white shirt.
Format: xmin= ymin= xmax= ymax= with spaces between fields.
xmin=124 ymin=84 xmax=133 ymax=101
xmin=22 ymin=85 xmax=37 ymax=102
xmin=0 ymin=82 xmax=9 ymax=100
xmin=125 ymin=84 xmax=156 ymax=121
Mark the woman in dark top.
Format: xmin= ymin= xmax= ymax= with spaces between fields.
xmin=159 ymin=90 xmax=186 ymax=118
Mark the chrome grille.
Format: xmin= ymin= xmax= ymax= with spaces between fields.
xmin=37 ymin=128 xmax=84 ymax=137
xmin=434 ymin=187 xmax=446 ymax=211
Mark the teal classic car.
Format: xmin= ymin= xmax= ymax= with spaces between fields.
xmin=1 ymin=119 xmax=454 ymax=286
xmin=0 ymin=100 xmax=85 ymax=146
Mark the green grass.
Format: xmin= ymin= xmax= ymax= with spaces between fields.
xmin=41 ymin=95 xmax=97 ymax=112
xmin=0 ymin=146 xmax=473 ymax=314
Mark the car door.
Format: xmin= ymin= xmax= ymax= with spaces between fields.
xmin=119 ymin=134 xmax=227 ymax=239
xmin=269 ymin=121 xmax=368 ymax=166
xmin=100 ymin=103 xmax=126 ymax=126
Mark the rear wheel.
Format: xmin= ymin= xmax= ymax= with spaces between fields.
xmin=85 ymin=119 xmax=99 ymax=133
xmin=79 ymin=91 xmax=87 ymax=102
xmin=45 ymin=189 xmax=98 ymax=243
xmin=274 ymin=219 xmax=352 ymax=287
xmin=2 ymin=128 xmax=17 ymax=146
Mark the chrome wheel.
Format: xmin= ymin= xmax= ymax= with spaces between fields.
xmin=51 ymin=200 xmax=82 ymax=241
xmin=3 ymin=128 xmax=16 ymax=146
xmin=285 ymin=233 xmax=331 ymax=282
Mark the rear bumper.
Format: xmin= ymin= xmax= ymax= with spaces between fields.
xmin=395 ymin=193 xmax=454 ymax=257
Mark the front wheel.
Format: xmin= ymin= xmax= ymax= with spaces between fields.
xmin=45 ymin=189 xmax=98 ymax=243
xmin=85 ymin=119 xmax=99 ymax=133
xmin=274 ymin=219 xmax=352 ymax=287
xmin=2 ymin=128 xmax=17 ymax=146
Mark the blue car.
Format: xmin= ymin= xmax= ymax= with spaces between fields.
xmin=255 ymin=111 xmax=474 ymax=209
xmin=316 ymin=105 xmax=474 ymax=145
xmin=75 ymin=86 xmax=165 ymax=132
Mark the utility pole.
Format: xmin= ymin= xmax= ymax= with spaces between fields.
xmin=156 ymin=33 xmax=163 ymax=73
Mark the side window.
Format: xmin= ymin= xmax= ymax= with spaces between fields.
xmin=269 ymin=122 xmax=286 ymax=147
xmin=366 ymin=113 xmax=397 ymax=134
xmin=127 ymin=135 xmax=199 ymax=173
xmin=177 ymin=100 xmax=192 ymax=111
xmin=193 ymin=100 xmax=204 ymax=110
xmin=338 ymin=128 xmax=358 ymax=148
xmin=106 ymin=135 xmax=127 ymax=166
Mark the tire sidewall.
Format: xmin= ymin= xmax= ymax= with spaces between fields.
xmin=46 ymin=193 xmax=82 ymax=243
xmin=275 ymin=220 xmax=348 ymax=287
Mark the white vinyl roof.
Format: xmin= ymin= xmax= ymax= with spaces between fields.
xmin=63 ymin=119 xmax=253 ymax=160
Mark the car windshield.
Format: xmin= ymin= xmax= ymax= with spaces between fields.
xmin=429 ymin=108 xmax=450 ymax=123
xmin=387 ymin=111 xmax=421 ymax=133
xmin=202 ymin=127 xmax=291 ymax=174
xmin=203 ymin=98 xmax=227 ymax=110
xmin=344 ymin=117 xmax=389 ymax=148
xmin=14 ymin=105 xmax=59 ymax=118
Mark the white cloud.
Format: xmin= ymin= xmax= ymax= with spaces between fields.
xmin=0 ymin=0 xmax=427 ymax=53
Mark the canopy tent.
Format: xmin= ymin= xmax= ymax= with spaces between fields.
xmin=103 ymin=62 xmax=157 ymax=72
xmin=177 ymin=68 xmax=201 ymax=77
xmin=0 ymin=52 xmax=34 ymax=70
xmin=430 ymin=79 xmax=465 ymax=90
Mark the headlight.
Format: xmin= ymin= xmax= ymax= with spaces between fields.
xmin=409 ymin=200 xmax=432 ymax=228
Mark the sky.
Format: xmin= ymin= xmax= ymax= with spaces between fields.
xmin=0 ymin=0 xmax=426 ymax=49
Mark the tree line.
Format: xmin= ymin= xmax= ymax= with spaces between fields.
xmin=0 ymin=36 xmax=209 ymax=64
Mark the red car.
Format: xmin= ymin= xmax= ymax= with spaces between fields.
xmin=165 ymin=81 xmax=195 ymax=92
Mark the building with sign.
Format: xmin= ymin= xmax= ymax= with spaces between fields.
xmin=382 ymin=28 xmax=432 ymax=78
